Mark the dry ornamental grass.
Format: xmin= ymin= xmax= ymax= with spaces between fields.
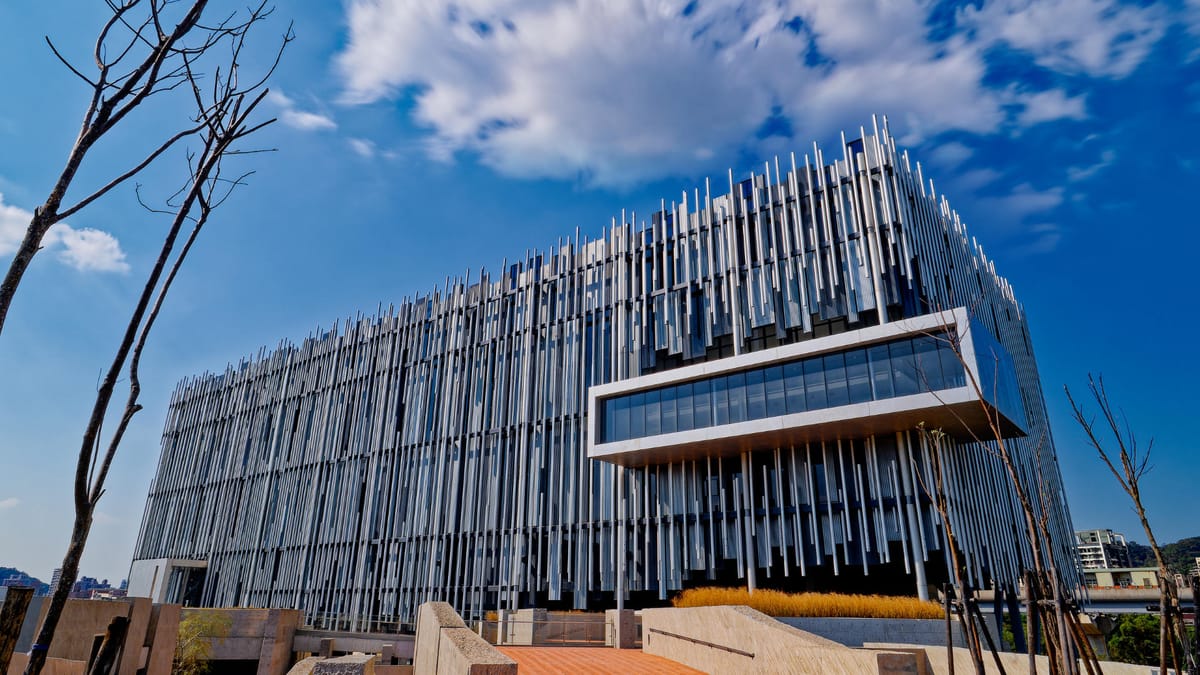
xmin=672 ymin=587 xmax=943 ymax=619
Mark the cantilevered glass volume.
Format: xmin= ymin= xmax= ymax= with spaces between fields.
xmin=130 ymin=118 xmax=1075 ymax=630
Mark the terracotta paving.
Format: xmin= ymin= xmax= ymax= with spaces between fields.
xmin=496 ymin=646 xmax=703 ymax=674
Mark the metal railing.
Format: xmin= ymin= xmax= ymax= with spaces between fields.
xmin=477 ymin=618 xmax=612 ymax=647
xmin=646 ymin=627 xmax=754 ymax=658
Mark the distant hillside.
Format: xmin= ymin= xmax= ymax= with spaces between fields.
xmin=0 ymin=566 xmax=49 ymax=594
xmin=1127 ymin=537 xmax=1200 ymax=575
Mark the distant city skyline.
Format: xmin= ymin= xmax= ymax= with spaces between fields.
xmin=2 ymin=0 xmax=1199 ymax=584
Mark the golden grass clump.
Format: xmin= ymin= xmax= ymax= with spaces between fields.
xmin=672 ymin=587 xmax=943 ymax=619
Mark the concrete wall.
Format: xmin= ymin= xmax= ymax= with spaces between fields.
xmin=179 ymin=607 xmax=302 ymax=675
xmin=5 ymin=652 xmax=86 ymax=675
xmin=413 ymin=603 xmax=514 ymax=675
xmin=778 ymin=617 xmax=966 ymax=648
xmin=640 ymin=605 xmax=918 ymax=674
xmin=42 ymin=597 xmax=151 ymax=664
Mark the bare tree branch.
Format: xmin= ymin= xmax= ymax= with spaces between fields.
xmin=0 ymin=0 xmax=290 ymax=339
xmin=20 ymin=4 xmax=286 ymax=671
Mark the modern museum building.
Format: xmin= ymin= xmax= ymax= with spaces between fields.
xmin=128 ymin=119 xmax=1077 ymax=630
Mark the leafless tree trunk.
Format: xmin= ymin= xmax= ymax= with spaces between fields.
xmin=1065 ymin=374 xmax=1195 ymax=675
xmin=916 ymin=306 xmax=1100 ymax=675
xmin=915 ymin=425 xmax=992 ymax=675
xmin=0 ymin=0 xmax=286 ymax=338
xmin=21 ymin=7 xmax=289 ymax=674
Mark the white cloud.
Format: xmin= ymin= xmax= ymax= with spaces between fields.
xmin=47 ymin=226 xmax=130 ymax=273
xmin=1021 ymin=223 xmax=1064 ymax=254
xmin=0 ymin=193 xmax=29 ymax=255
xmin=0 ymin=497 xmax=18 ymax=510
xmin=1015 ymin=89 xmax=1087 ymax=127
xmin=1067 ymin=149 xmax=1116 ymax=182
xmin=335 ymin=0 xmax=1168 ymax=186
xmin=348 ymin=137 xmax=377 ymax=158
xmin=1 ymin=193 xmax=128 ymax=273
xmin=1186 ymin=0 xmax=1200 ymax=60
xmin=954 ymin=168 xmax=1003 ymax=192
xmin=961 ymin=0 xmax=1166 ymax=78
xmin=977 ymin=183 xmax=1065 ymax=221
xmin=927 ymin=142 xmax=974 ymax=168
xmin=268 ymin=91 xmax=337 ymax=132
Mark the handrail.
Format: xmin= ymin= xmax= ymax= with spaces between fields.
xmin=646 ymin=627 xmax=754 ymax=658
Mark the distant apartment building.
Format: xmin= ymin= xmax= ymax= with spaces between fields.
xmin=1075 ymin=529 xmax=1132 ymax=570
xmin=1083 ymin=566 xmax=1159 ymax=589
xmin=131 ymin=120 xmax=1078 ymax=628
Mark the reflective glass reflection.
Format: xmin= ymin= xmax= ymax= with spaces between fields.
xmin=599 ymin=332 xmax=968 ymax=442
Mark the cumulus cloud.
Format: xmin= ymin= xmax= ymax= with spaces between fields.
xmin=961 ymin=0 xmax=1166 ymax=78
xmin=1015 ymin=89 xmax=1087 ymax=127
xmin=269 ymin=91 xmax=337 ymax=132
xmin=47 ymin=226 xmax=130 ymax=273
xmin=1 ymin=193 xmax=129 ymax=273
xmin=334 ymin=0 xmax=1168 ymax=186
xmin=0 ymin=497 xmax=18 ymax=510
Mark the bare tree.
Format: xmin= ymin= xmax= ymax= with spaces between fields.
xmin=21 ymin=6 xmax=290 ymax=675
xmin=915 ymin=308 xmax=1101 ymax=675
xmin=0 ymin=0 xmax=281 ymax=338
xmin=914 ymin=423 xmax=995 ymax=675
xmin=1065 ymin=375 xmax=1195 ymax=675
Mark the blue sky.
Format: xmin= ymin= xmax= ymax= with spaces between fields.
xmin=0 ymin=0 xmax=1197 ymax=584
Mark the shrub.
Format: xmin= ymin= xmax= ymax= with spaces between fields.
xmin=174 ymin=610 xmax=233 ymax=675
xmin=672 ymin=587 xmax=943 ymax=619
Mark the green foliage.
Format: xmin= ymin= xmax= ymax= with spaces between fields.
xmin=1104 ymin=614 xmax=1198 ymax=667
xmin=1107 ymin=614 xmax=1160 ymax=666
xmin=173 ymin=610 xmax=233 ymax=675
xmin=1127 ymin=536 xmax=1200 ymax=574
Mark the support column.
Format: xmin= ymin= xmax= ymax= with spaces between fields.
xmin=740 ymin=451 xmax=757 ymax=593
xmin=896 ymin=433 xmax=929 ymax=601
xmin=616 ymin=465 xmax=625 ymax=611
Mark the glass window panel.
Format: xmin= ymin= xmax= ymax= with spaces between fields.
xmin=614 ymin=395 xmax=631 ymax=442
xmin=784 ymin=361 xmax=806 ymax=413
xmin=824 ymin=353 xmax=849 ymax=407
xmin=867 ymin=344 xmax=893 ymax=400
xmin=661 ymin=386 xmax=677 ymax=435
xmin=604 ymin=398 xmax=616 ymax=442
xmin=692 ymin=379 xmax=712 ymax=429
xmin=745 ymin=369 xmax=767 ymax=420
xmin=630 ymin=391 xmax=646 ymax=438
xmin=645 ymin=389 xmax=661 ymax=436
xmin=913 ymin=336 xmax=943 ymax=391
xmin=713 ymin=376 xmax=730 ymax=425
xmin=765 ymin=366 xmax=787 ymax=417
xmin=677 ymin=382 xmax=694 ymax=432
xmin=890 ymin=340 xmax=919 ymax=396
xmin=845 ymin=349 xmax=872 ymax=404
xmin=727 ymin=372 xmax=747 ymax=423
xmin=803 ymin=357 xmax=827 ymax=409
xmin=937 ymin=335 xmax=966 ymax=388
